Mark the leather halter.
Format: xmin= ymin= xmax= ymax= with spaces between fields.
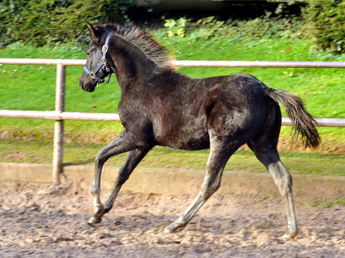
xmin=84 ymin=33 xmax=113 ymax=86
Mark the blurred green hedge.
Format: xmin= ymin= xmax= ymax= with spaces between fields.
xmin=1 ymin=0 xmax=345 ymax=54
xmin=0 ymin=0 xmax=136 ymax=47
xmin=304 ymin=0 xmax=345 ymax=53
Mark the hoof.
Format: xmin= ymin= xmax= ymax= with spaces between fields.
xmin=282 ymin=230 xmax=298 ymax=238
xmin=88 ymin=216 xmax=102 ymax=225
xmin=88 ymin=204 xmax=105 ymax=226
xmin=164 ymin=221 xmax=184 ymax=234
xmin=164 ymin=227 xmax=174 ymax=234
xmin=94 ymin=204 xmax=105 ymax=217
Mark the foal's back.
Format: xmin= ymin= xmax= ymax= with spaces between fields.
xmin=149 ymin=71 xmax=273 ymax=150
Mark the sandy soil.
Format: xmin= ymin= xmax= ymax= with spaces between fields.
xmin=1 ymin=182 xmax=345 ymax=258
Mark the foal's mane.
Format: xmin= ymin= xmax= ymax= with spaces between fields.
xmin=96 ymin=23 xmax=175 ymax=70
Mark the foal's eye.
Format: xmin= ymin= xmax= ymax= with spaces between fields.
xmin=86 ymin=48 xmax=94 ymax=56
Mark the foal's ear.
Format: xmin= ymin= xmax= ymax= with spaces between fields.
xmin=86 ymin=22 xmax=101 ymax=43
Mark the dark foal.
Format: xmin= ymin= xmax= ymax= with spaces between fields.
xmin=79 ymin=22 xmax=320 ymax=238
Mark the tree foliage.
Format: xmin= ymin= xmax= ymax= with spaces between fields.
xmin=0 ymin=0 xmax=136 ymax=47
xmin=304 ymin=0 xmax=345 ymax=53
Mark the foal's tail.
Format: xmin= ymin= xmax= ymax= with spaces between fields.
xmin=266 ymin=88 xmax=321 ymax=149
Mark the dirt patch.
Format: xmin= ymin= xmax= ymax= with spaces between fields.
xmin=3 ymin=152 xmax=26 ymax=160
xmin=277 ymin=137 xmax=345 ymax=155
xmin=1 ymin=183 xmax=345 ymax=257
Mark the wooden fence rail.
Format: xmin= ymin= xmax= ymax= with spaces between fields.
xmin=1 ymin=58 xmax=345 ymax=184
xmin=1 ymin=110 xmax=345 ymax=127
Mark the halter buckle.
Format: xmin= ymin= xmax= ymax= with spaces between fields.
xmin=102 ymin=45 xmax=108 ymax=53
xmin=90 ymin=72 xmax=95 ymax=79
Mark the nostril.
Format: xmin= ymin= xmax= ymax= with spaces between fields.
xmin=79 ymin=80 xmax=84 ymax=89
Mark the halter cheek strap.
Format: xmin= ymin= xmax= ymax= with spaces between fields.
xmin=84 ymin=33 xmax=113 ymax=85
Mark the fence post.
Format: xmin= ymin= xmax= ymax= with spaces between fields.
xmin=52 ymin=64 xmax=66 ymax=185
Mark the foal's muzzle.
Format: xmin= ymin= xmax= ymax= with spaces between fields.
xmin=79 ymin=79 xmax=95 ymax=92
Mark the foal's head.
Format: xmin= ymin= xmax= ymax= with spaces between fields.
xmin=79 ymin=22 xmax=175 ymax=92
xmin=79 ymin=22 xmax=113 ymax=92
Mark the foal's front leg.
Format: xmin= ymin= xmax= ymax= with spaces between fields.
xmin=102 ymin=144 xmax=153 ymax=213
xmin=89 ymin=130 xmax=138 ymax=224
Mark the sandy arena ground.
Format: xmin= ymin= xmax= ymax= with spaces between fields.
xmin=1 ymin=182 xmax=345 ymax=258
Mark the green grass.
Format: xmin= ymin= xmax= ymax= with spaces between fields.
xmin=1 ymin=34 xmax=345 ymax=141
xmin=321 ymin=199 xmax=345 ymax=208
xmin=0 ymin=42 xmax=124 ymax=142
xmin=1 ymin=28 xmax=345 ymax=174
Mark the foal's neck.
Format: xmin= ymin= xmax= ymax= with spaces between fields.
xmin=111 ymin=38 xmax=158 ymax=91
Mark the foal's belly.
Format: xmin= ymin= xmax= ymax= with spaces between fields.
xmin=170 ymin=131 xmax=210 ymax=150
xmin=159 ymin=132 xmax=210 ymax=150
xmin=155 ymin=123 xmax=210 ymax=151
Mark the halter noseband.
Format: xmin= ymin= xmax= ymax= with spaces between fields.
xmin=84 ymin=33 xmax=113 ymax=86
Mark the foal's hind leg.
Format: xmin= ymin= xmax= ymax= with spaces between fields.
xmin=248 ymin=142 xmax=298 ymax=238
xmin=164 ymin=137 xmax=238 ymax=233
